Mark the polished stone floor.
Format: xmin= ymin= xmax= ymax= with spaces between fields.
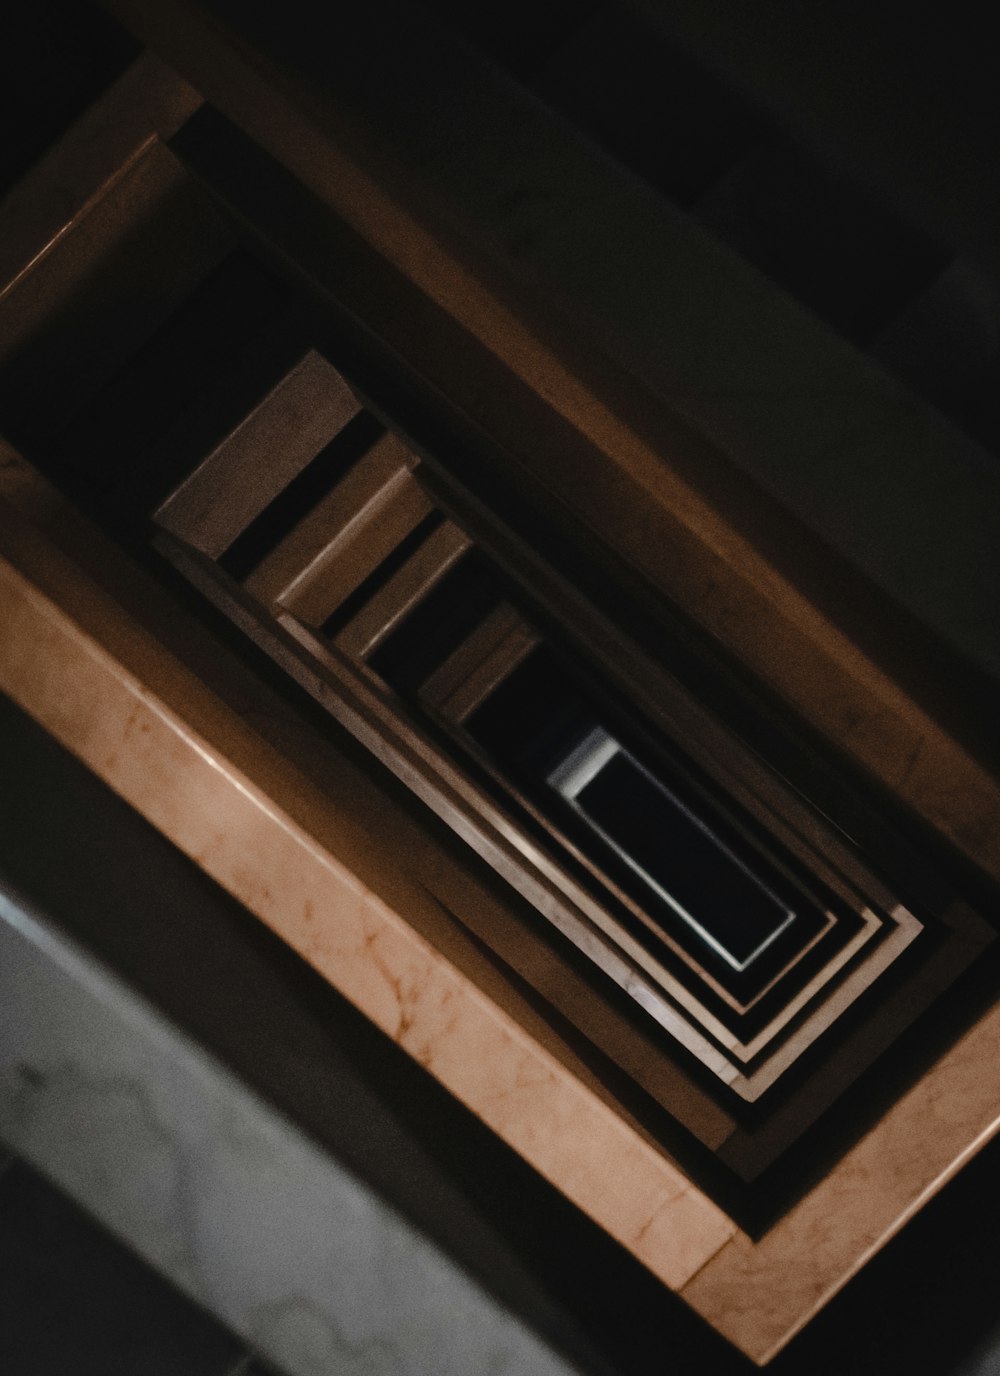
xmin=0 ymin=1150 xmax=278 ymax=1376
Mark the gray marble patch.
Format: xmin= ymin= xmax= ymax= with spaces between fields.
xmin=0 ymin=890 xmax=583 ymax=1376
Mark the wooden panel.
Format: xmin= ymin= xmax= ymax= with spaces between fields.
xmin=419 ymin=603 xmax=539 ymax=721
xmin=244 ymin=432 xmax=430 ymax=619
xmin=0 ymin=53 xmax=202 ymax=297
xmin=335 ymin=519 xmax=472 ymax=660
xmin=155 ymin=350 xmax=362 ymax=556
xmin=286 ymin=474 xmax=433 ymax=626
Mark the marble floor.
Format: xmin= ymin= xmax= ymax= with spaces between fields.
xmin=0 ymin=1150 xmax=277 ymax=1376
xmin=0 ymin=879 xmax=594 ymax=1376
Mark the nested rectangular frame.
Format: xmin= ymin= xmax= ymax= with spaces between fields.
xmin=272 ymin=591 xmax=920 ymax=1099
xmin=195 ymin=565 xmax=987 ymax=1112
xmin=166 ymin=398 xmax=871 ymax=1056
xmin=272 ymin=471 xmax=860 ymax=1036
xmin=3 ymin=28 xmax=1000 ymax=1361
xmin=160 ymin=418 xmax=970 ymax=1111
xmin=159 ymin=375 xmax=937 ymax=1100
xmin=162 ymin=532 xmax=994 ymax=1162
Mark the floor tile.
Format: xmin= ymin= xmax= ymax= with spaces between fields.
xmin=0 ymin=1159 xmax=246 ymax=1376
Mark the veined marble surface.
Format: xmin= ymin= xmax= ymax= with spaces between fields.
xmin=0 ymin=889 xmax=589 ymax=1376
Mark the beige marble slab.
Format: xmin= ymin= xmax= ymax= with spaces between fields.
xmin=683 ymin=994 xmax=1000 ymax=1362
xmin=0 ymin=499 xmax=735 ymax=1292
